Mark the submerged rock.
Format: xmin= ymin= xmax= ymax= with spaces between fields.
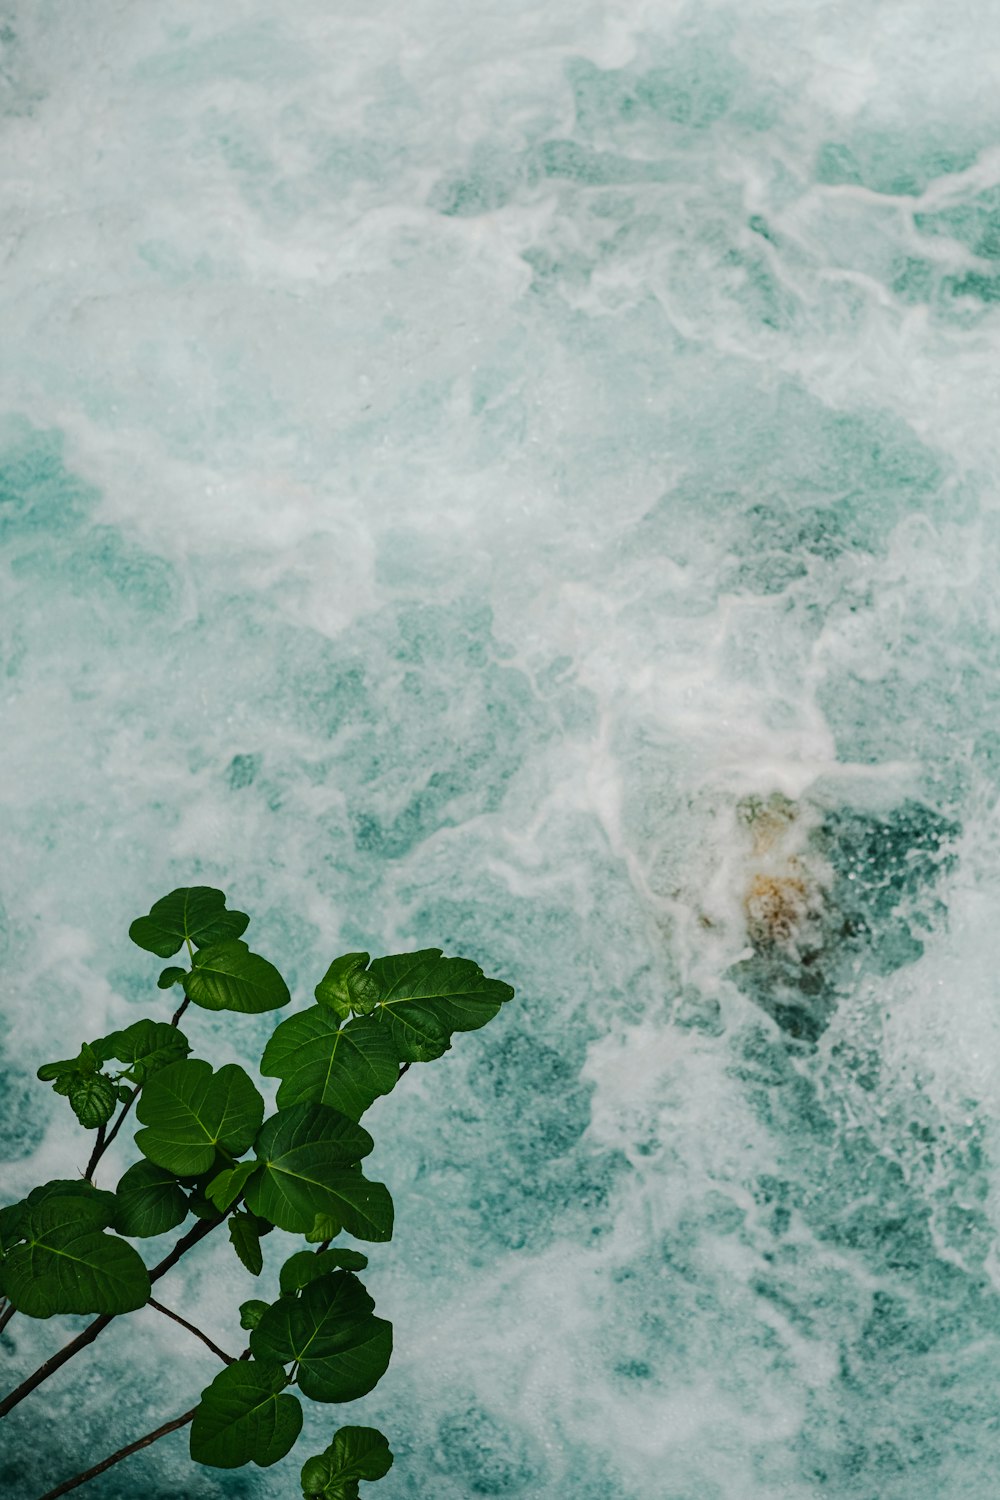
xmin=726 ymin=793 xmax=958 ymax=1041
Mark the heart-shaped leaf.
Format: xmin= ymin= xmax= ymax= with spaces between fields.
xmin=279 ymin=1248 xmax=368 ymax=1296
xmin=183 ymin=940 xmax=290 ymax=1014
xmin=357 ymin=950 xmax=514 ymax=1063
xmin=250 ymin=1271 xmax=392 ymax=1403
xmin=190 ymin=1360 xmax=302 ymax=1469
xmin=129 ymin=887 xmax=250 ymax=958
xmin=244 ymin=1105 xmax=392 ymax=1241
xmin=2 ymin=1179 xmax=118 ymax=1244
xmin=114 ymin=1160 xmax=189 ymax=1238
xmin=260 ymin=1009 xmax=399 ymax=1119
xmin=301 ymin=1426 xmax=393 ymax=1500
xmin=135 ymin=1059 xmax=264 ymax=1175
xmin=1 ymin=1194 xmax=150 ymax=1317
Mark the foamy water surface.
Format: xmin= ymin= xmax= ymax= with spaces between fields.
xmin=3 ymin=4 xmax=1000 ymax=1496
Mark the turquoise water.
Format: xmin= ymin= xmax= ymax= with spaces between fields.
xmin=3 ymin=3 xmax=1000 ymax=1496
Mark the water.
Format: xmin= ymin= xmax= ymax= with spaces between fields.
xmin=2 ymin=3 xmax=1000 ymax=1496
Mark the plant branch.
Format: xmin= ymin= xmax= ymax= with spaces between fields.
xmin=96 ymin=1085 xmax=140 ymax=1163
xmin=0 ymin=1300 xmax=16 ymax=1337
xmin=35 ymin=1406 xmax=196 ymax=1500
xmin=0 ymin=1214 xmax=224 ymax=1419
xmin=146 ymin=1299 xmax=234 ymax=1364
xmin=85 ymin=972 xmax=192 ymax=1184
xmin=82 ymin=1123 xmax=106 ymax=1184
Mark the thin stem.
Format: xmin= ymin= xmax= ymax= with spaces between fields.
xmin=35 ymin=1406 xmax=196 ymax=1500
xmin=0 ymin=1214 xmax=224 ymax=1419
xmin=0 ymin=1301 xmax=16 ymax=1338
xmin=146 ymin=1299 xmax=234 ymax=1365
xmin=99 ymin=1086 xmax=139 ymax=1157
xmin=84 ymin=964 xmax=192 ymax=1183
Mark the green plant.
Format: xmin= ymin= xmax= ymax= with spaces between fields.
xmin=0 ymin=886 xmax=514 ymax=1499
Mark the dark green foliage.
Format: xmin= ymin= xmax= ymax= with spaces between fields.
xmin=250 ymin=1271 xmax=392 ymax=1403
xmin=0 ymin=883 xmax=514 ymax=1497
xmin=239 ymin=1299 xmax=270 ymax=1331
xmin=38 ymin=1042 xmax=119 ymax=1127
xmin=260 ymin=1008 xmax=399 ymax=1118
xmin=0 ymin=1184 xmax=150 ymax=1316
xmin=300 ymin=1427 xmax=393 ymax=1500
xmin=354 ymin=948 xmax=515 ymax=1062
xmin=114 ymin=1160 xmax=189 ymax=1238
xmin=189 ymin=1361 xmax=303 ymax=1468
xmin=94 ymin=1019 xmax=192 ymax=1082
xmin=135 ymin=1059 xmax=264 ymax=1174
xmin=315 ymin=953 xmax=380 ymax=1019
xmin=229 ymin=1210 xmax=265 ymax=1275
xmin=243 ymin=1104 xmax=393 ymax=1240
xmin=280 ymin=1248 xmax=368 ymax=1295
xmin=183 ymin=939 xmax=291 ymax=1014
xmin=207 ymin=1160 xmax=257 ymax=1212
xmin=38 ymin=1021 xmax=192 ymax=1127
xmin=129 ymin=887 xmax=250 ymax=958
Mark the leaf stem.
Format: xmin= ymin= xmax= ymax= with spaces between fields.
xmin=0 ymin=1214 xmax=224 ymax=1419
xmin=0 ymin=1300 xmax=16 ymax=1338
xmin=34 ymin=1405 xmax=196 ymax=1500
xmin=146 ymin=1298 xmax=235 ymax=1364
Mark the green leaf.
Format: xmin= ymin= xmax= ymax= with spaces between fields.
xmin=250 ymin=1271 xmax=392 ymax=1403
xmin=93 ymin=1019 xmax=191 ymax=1082
xmin=244 ymin=1105 xmax=393 ymax=1241
xmin=366 ymin=950 xmax=515 ymax=1063
xmin=301 ymin=1427 xmax=394 ymax=1500
xmin=25 ymin=1179 xmax=119 ymax=1218
xmin=280 ymin=1248 xmax=368 ymax=1296
xmin=2 ymin=1195 xmax=150 ymax=1316
xmin=190 ymin=1360 xmax=302 ymax=1469
xmin=240 ymin=1298 xmax=270 ymax=1331
xmin=315 ymin=954 xmax=378 ymax=1020
xmin=114 ymin=1160 xmax=189 ymax=1238
xmin=67 ymin=1074 xmax=118 ymax=1129
xmin=0 ymin=1202 xmax=26 ymax=1255
xmin=260 ymin=1010 xmax=399 ymax=1120
xmin=37 ymin=1041 xmax=99 ymax=1087
xmin=130 ymin=886 xmax=251 ymax=958
xmin=206 ymin=1161 xmax=257 ymax=1212
xmin=158 ymin=966 xmax=188 ymax=989
xmin=229 ymin=1211 xmax=264 ymax=1275
xmin=305 ymin=1214 xmax=341 ymax=1245
xmin=187 ymin=1190 xmax=220 ymax=1220
xmin=135 ymin=1059 xmax=264 ymax=1175
xmin=183 ymin=940 xmax=290 ymax=1015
